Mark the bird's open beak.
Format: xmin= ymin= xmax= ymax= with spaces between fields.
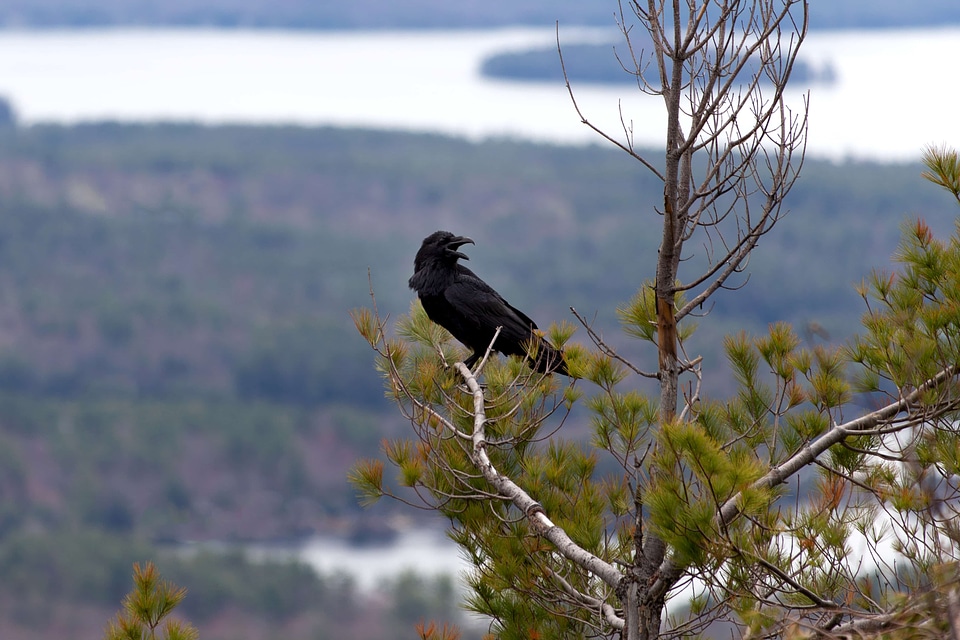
xmin=447 ymin=235 xmax=474 ymax=260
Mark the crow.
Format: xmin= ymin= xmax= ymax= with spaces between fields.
xmin=408 ymin=230 xmax=570 ymax=376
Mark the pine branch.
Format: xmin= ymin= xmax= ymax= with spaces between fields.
xmin=651 ymin=363 xmax=960 ymax=601
xmin=454 ymin=362 xmax=626 ymax=592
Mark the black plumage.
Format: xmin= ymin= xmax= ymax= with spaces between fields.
xmin=408 ymin=230 xmax=569 ymax=376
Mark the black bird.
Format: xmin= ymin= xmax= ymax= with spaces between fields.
xmin=408 ymin=230 xmax=569 ymax=376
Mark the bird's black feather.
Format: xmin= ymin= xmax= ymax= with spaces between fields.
xmin=408 ymin=230 xmax=569 ymax=376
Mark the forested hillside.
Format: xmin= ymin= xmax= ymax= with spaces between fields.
xmin=0 ymin=122 xmax=954 ymax=533
xmin=0 ymin=122 xmax=956 ymax=638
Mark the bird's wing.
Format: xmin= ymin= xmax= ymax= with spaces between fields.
xmin=444 ymin=273 xmax=539 ymax=346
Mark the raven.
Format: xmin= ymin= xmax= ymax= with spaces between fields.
xmin=408 ymin=230 xmax=569 ymax=376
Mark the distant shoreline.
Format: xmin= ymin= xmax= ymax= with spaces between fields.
xmin=0 ymin=0 xmax=959 ymax=32
xmin=0 ymin=21 xmax=958 ymax=32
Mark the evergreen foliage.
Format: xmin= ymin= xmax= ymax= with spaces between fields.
xmin=104 ymin=562 xmax=198 ymax=640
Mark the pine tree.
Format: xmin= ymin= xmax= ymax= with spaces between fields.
xmin=353 ymin=2 xmax=960 ymax=638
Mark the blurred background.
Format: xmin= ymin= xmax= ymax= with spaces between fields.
xmin=0 ymin=1 xmax=958 ymax=638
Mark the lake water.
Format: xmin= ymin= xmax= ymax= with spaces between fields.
xmin=0 ymin=26 xmax=957 ymax=160
xmin=245 ymin=527 xmax=470 ymax=592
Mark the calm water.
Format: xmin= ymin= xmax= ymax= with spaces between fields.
xmin=0 ymin=27 xmax=957 ymax=160
xmin=265 ymin=527 xmax=468 ymax=591
xmin=179 ymin=526 xmax=469 ymax=591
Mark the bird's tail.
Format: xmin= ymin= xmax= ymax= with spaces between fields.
xmin=528 ymin=337 xmax=571 ymax=377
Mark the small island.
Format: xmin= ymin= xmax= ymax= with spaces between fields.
xmin=481 ymin=42 xmax=836 ymax=87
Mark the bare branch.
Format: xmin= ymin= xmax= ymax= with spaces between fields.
xmin=558 ymin=22 xmax=665 ymax=182
xmin=570 ymin=306 xmax=659 ymax=378
xmin=547 ymin=567 xmax=626 ymax=630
